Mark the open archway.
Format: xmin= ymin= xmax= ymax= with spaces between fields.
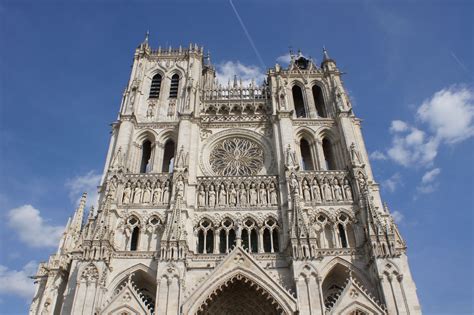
xmin=197 ymin=274 xmax=284 ymax=315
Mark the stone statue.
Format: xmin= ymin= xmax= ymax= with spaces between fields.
xmin=152 ymin=181 xmax=162 ymax=204
xmin=289 ymin=173 xmax=299 ymax=196
xmin=333 ymin=179 xmax=343 ymax=201
xmin=312 ymin=179 xmax=322 ymax=203
xmin=142 ymin=181 xmax=152 ymax=204
xmin=176 ymin=177 xmax=184 ymax=199
xmin=208 ymin=184 xmax=216 ymax=207
xmin=122 ymin=182 xmax=132 ymax=204
xmin=229 ymin=183 xmax=237 ymax=206
xmin=218 ymin=183 xmax=227 ymax=206
xmin=322 ymin=178 xmax=333 ymax=202
xmin=344 ymin=179 xmax=353 ymax=201
xmin=239 ymin=183 xmax=247 ymax=205
xmin=269 ymin=182 xmax=278 ymax=205
xmin=198 ymin=184 xmax=206 ymax=207
xmin=249 ymin=183 xmax=258 ymax=206
xmin=302 ymin=180 xmax=311 ymax=202
xmin=335 ymin=85 xmax=345 ymax=112
xmin=146 ymin=102 xmax=154 ymax=118
xmin=168 ymin=99 xmax=176 ymax=117
xmin=162 ymin=181 xmax=170 ymax=203
xmin=110 ymin=147 xmax=123 ymax=170
xmin=133 ymin=182 xmax=143 ymax=204
xmin=285 ymin=144 xmax=298 ymax=169
xmin=259 ymin=183 xmax=267 ymax=205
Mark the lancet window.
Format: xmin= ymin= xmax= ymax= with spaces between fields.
xmin=149 ymin=73 xmax=162 ymax=99
xmin=162 ymin=140 xmax=175 ymax=173
xmin=242 ymin=219 xmax=258 ymax=253
xmin=312 ymin=85 xmax=327 ymax=118
xmin=292 ymin=85 xmax=307 ymax=118
xmin=140 ymin=140 xmax=153 ymax=173
xmin=300 ymin=138 xmax=314 ymax=170
xmin=262 ymin=219 xmax=279 ymax=253
xmin=322 ymin=138 xmax=337 ymax=170
xmin=169 ymin=74 xmax=179 ymax=98
xmin=219 ymin=219 xmax=236 ymax=254
xmin=196 ymin=219 xmax=214 ymax=254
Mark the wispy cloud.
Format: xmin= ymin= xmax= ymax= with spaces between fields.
xmin=417 ymin=168 xmax=441 ymax=194
xmin=7 ymin=205 xmax=64 ymax=248
xmin=65 ymin=170 xmax=101 ymax=207
xmin=369 ymin=150 xmax=387 ymax=161
xmin=382 ymin=173 xmax=402 ymax=193
xmin=215 ymin=61 xmax=265 ymax=86
xmin=450 ymin=51 xmax=469 ymax=74
xmin=391 ymin=210 xmax=404 ymax=224
xmin=0 ymin=261 xmax=37 ymax=301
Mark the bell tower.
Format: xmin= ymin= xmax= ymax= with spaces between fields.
xmin=30 ymin=36 xmax=421 ymax=315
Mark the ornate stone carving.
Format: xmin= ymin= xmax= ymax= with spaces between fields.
xmin=210 ymin=137 xmax=264 ymax=176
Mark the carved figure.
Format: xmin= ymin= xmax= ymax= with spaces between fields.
xmin=218 ymin=183 xmax=227 ymax=206
xmin=122 ymin=182 xmax=132 ymax=204
xmin=302 ymin=180 xmax=311 ymax=202
xmin=208 ymin=185 xmax=216 ymax=207
xmin=146 ymin=102 xmax=154 ymax=118
xmin=333 ymin=179 xmax=343 ymax=201
xmin=269 ymin=182 xmax=278 ymax=205
xmin=322 ymin=178 xmax=333 ymax=202
xmin=350 ymin=142 xmax=363 ymax=165
xmin=133 ymin=182 xmax=143 ymax=204
xmin=249 ymin=183 xmax=258 ymax=206
xmin=162 ymin=181 xmax=170 ymax=203
xmin=239 ymin=183 xmax=247 ymax=205
xmin=259 ymin=183 xmax=267 ymax=205
xmin=198 ymin=185 xmax=206 ymax=207
xmin=344 ymin=179 xmax=353 ymax=201
xmin=176 ymin=177 xmax=184 ymax=198
xmin=312 ymin=179 xmax=322 ymax=203
xmin=289 ymin=173 xmax=299 ymax=196
xmin=110 ymin=147 xmax=123 ymax=170
xmin=142 ymin=181 xmax=152 ymax=204
xmin=152 ymin=181 xmax=162 ymax=204
xmin=229 ymin=183 xmax=237 ymax=206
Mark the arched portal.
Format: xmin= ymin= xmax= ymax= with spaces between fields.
xmin=197 ymin=275 xmax=283 ymax=315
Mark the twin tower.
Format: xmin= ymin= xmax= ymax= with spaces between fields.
xmin=29 ymin=36 xmax=421 ymax=314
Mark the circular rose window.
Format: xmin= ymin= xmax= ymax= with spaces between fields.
xmin=209 ymin=137 xmax=264 ymax=176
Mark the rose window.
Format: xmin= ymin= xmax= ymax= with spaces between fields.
xmin=210 ymin=138 xmax=264 ymax=176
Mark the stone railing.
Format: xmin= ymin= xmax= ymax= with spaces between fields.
xmin=295 ymin=170 xmax=355 ymax=205
xmin=119 ymin=173 xmax=173 ymax=207
xmin=196 ymin=175 xmax=279 ymax=210
xmin=202 ymin=86 xmax=268 ymax=101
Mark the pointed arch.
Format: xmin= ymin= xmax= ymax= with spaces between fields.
xmin=312 ymin=83 xmax=327 ymax=118
xmin=292 ymin=84 xmax=307 ymax=118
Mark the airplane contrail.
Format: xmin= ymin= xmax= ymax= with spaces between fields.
xmin=229 ymin=0 xmax=266 ymax=70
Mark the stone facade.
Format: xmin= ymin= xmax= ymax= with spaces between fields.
xmin=29 ymin=37 xmax=421 ymax=315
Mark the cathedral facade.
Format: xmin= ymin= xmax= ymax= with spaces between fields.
xmin=29 ymin=37 xmax=421 ymax=315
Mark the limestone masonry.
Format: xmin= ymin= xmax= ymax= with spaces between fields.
xmin=29 ymin=36 xmax=421 ymax=315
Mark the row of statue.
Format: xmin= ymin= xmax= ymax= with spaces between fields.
xmin=298 ymin=177 xmax=353 ymax=203
xmin=197 ymin=181 xmax=279 ymax=208
xmin=122 ymin=180 xmax=171 ymax=205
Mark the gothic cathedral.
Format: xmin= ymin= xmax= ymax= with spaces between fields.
xmin=29 ymin=37 xmax=421 ymax=315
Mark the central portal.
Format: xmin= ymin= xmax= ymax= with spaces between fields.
xmin=197 ymin=276 xmax=283 ymax=315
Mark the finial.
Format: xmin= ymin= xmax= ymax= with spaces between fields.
xmin=323 ymin=46 xmax=330 ymax=61
xmin=144 ymin=30 xmax=149 ymax=43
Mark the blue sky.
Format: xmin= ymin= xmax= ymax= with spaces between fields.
xmin=0 ymin=0 xmax=473 ymax=314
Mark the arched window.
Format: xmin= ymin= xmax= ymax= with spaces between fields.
xmin=263 ymin=219 xmax=279 ymax=253
xmin=140 ymin=140 xmax=152 ymax=173
xmin=300 ymin=138 xmax=314 ymax=170
xmin=169 ymin=74 xmax=179 ymax=98
xmin=242 ymin=219 xmax=258 ymax=253
xmin=149 ymin=74 xmax=162 ymax=99
xmin=196 ymin=220 xmax=213 ymax=254
xmin=322 ymin=138 xmax=336 ymax=170
xmin=292 ymin=85 xmax=307 ymax=118
xmin=312 ymin=85 xmax=327 ymax=117
xmin=162 ymin=140 xmax=175 ymax=173
xmin=272 ymin=229 xmax=280 ymax=252
xmin=130 ymin=226 xmax=140 ymax=251
xmin=263 ymin=229 xmax=271 ymax=252
xmin=338 ymin=224 xmax=348 ymax=248
xmin=219 ymin=219 xmax=236 ymax=254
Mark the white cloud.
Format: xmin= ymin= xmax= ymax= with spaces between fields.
xmin=7 ymin=205 xmax=64 ymax=248
xmin=390 ymin=120 xmax=409 ymax=133
xmin=0 ymin=261 xmax=37 ymax=300
xmin=375 ymin=86 xmax=474 ymax=169
xmin=276 ymin=53 xmax=291 ymax=65
xmin=417 ymin=86 xmax=474 ymax=144
xmin=215 ymin=61 xmax=265 ymax=86
xmin=391 ymin=210 xmax=404 ymax=224
xmin=382 ymin=173 xmax=402 ymax=193
xmin=369 ymin=150 xmax=387 ymax=161
xmin=417 ymin=168 xmax=441 ymax=194
xmin=65 ymin=170 xmax=101 ymax=207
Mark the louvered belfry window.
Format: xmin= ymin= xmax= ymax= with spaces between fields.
xmin=169 ymin=74 xmax=179 ymax=98
xmin=149 ymin=74 xmax=162 ymax=98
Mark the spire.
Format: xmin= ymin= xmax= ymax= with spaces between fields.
xmin=71 ymin=192 xmax=87 ymax=234
xmin=322 ymin=46 xmax=330 ymax=61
